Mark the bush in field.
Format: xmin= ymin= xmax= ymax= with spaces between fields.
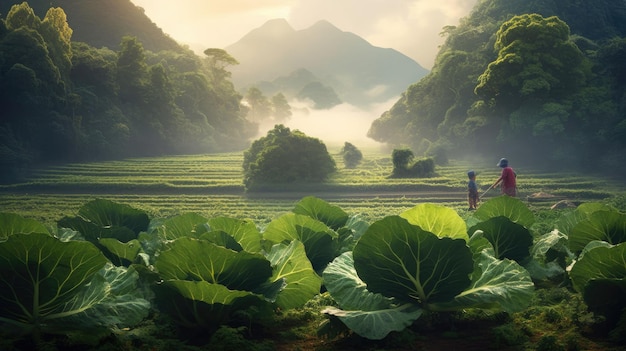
xmin=242 ymin=124 xmax=336 ymax=189
xmin=340 ymin=142 xmax=363 ymax=168
xmin=390 ymin=148 xmax=435 ymax=178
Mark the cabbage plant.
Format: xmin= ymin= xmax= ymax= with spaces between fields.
xmin=150 ymin=213 xmax=322 ymax=336
xmin=0 ymin=214 xmax=149 ymax=344
xmin=57 ymin=199 xmax=150 ymax=266
xmin=566 ymin=205 xmax=626 ymax=334
xmin=322 ymin=203 xmax=534 ymax=340
xmin=149 ymin=196 xmax=366 ymax=336
xmin=518 ymin=202 xmax=626 ymax=336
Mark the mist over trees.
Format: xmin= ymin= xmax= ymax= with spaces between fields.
xmin=0 ymin=3 xmax=256 ymax=181
xmin=243 ymin=87 xmax=293 ymax=128
xmin=4 ymin=0 xmax=626 ymax=184
xmin=368 ymin=0 xmax=626 ymax=170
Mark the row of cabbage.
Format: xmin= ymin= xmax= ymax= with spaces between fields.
xmin=0 ymin=195 xmax=624 ymax=344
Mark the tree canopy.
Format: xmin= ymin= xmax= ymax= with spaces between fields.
xmin=242 ymin=125 xmax=336 ymax=190
xmin=340 ymin=142 xmax=363 ymax=169
xmin=367 ymin=0 xmax=626 ymax=171
xmin=0 ymin=3 xmax=256 ymax=182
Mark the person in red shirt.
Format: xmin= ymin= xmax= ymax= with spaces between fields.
xmin=492 ymin=158 xmax=516 ymax=196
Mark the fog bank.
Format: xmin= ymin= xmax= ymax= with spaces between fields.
xmin=254 ymin=98 xmax=396 ymax=151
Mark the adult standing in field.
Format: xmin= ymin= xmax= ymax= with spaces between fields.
xmin=492 ymin=158 xmax=516 ymax=197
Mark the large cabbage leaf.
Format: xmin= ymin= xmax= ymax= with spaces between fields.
xmin=76 ymin=199 xmax=149 ymax=234
xmin=58 ymin=199 xmax=149 ymax=241
xmin=554 ymin=202 xmax=613 ymax=236
xmin=0 ymin=233 xmax=148 ymax=338
xmin=60 ymin=264 xmax=150 ymax=332
xmin=265 ymin=240 xmax=321 ymax=309
xmin=155 ymin=237 xmax=272 ymax=291
xmin=468 ymin=216 xmax=533 ymax=262
xmin=292 ymin=196 xmax=349 ymax=230
xmin=322 ymin=252 xmax=422 ymax=340
xmin=399 ymin=203 xmax=468 ymax=241
xmin=0 ymin=213 xmax=49 ymax=240
xmin=208 ymin=217 xmax=263 ymax=253
xmin=98 ymin=238 xmax=142 ymax=265
xmin=569 ymin=242 xmax=626 ymax=329
xmin=523 ymin=229 xmax=574 ymax=281
xmin=156 ymin=212 xmax=209 ymax=240
xmin=322 ymin=304 xmax=422 ymax=341
xmin=57 ymin=200 xmax=150 ymax=266
xmin=431 ymin=249 xmax=534 ymax=313
xmin=568 ymin=210 xmax=626 ymax=254
xmin=474 ymin=196 xmax=535 ymax=228
xmin=323 ymin=252 xmax=394 ymax=311
xmin=569 ymin=242 xmax=626 ymax=293
xmin=154 ymin=280 xmax=268 ymax=331
xmin=263 ymin=213 xmax=338 ymax=271
xmin=353 ymin=216 xmax=473 ymax=305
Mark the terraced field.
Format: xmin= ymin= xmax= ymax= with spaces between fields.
xmin=1 ymin=151 xmax=623 ymax=225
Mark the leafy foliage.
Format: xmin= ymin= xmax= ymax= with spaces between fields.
xmin=2 ymin=194 xmax=626 ymax=348
xmin=0 ymin=3 xmax=255 ymax=181
xmin=569 ymin=242 xmax=626 ymax=332
xmin=568 ymin=210 xmax=626 ymax=254
xmin=57 ymin=199 xmax=150 ymax=266
xmin=0 ymin=223 xmax=149 ymax=343
xmin=242 ymin=125 xmax=336 ymax=189
xmin=355 ymin=215 xmax=474 ymax=304
xmin=368 ymin=0 xmax=626 ymax=171
xmin=390 ymin=148 xmax=435 ymax=178
xmin=322 ymin=202 xmax=534 ymax=340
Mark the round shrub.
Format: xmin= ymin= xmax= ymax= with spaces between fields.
xmin=340 ymin=142 xmax=363 ymax=168
xmin=242 ymin=125 xmax=336 ymax=189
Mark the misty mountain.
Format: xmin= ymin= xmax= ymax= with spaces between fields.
xmin=225 ymin=19 xmax=429 ymax=108
xmin=0 ymin=0 xmax=183 ymax=53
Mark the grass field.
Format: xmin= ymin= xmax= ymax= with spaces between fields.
xmin=1 ymin=151 xmax=624 ymax=225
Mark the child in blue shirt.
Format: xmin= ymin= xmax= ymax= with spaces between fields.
xmin=467 ymin=170 xmax=478 ymax=210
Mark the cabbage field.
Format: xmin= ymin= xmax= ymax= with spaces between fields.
xmin=0 ymin=152 xmax=625 ymax=350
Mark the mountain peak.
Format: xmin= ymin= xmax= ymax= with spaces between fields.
xmin=308 ymin=19 xmax=339 ymax=31
xmin=245 ymin=18 xmax=295 ymax=40
xmin=226 ymin=19 xmax=428 ymax=107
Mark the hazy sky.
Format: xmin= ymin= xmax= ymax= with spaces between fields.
xmin=130 ymin=0 xmax=477 ymax=69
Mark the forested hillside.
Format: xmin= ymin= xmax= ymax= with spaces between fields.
xmin=0 ymin=2 xmax=256 ymax=182
xmin=0 ymin=0 xmax=181 ymax=52
xmin=368 ymin=0 xmax=626 ymax=171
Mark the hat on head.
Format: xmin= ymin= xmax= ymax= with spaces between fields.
xmin=467 ymin=170 xmax=475 ymax=178
xmin=497 ymin=158 xmax=508 ymax=168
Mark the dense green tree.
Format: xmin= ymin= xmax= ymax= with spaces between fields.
xmin=70 ymin=42 xmax=117 ymax=94
xmin=242 ymin=125 xmax=336 ymax=189
xmin=244 ymin=87 xmax=272 ymax=123
xmin=203 ymin=47 xmax=238 ymax=82
xmin=271 ymin=93 xmax=292 ymax=123
xmin=390 ymin=148 xmax=435 ymax=178
xmin=4 ymin=2 xmax=40 ymax=30
xmin=475 ymin=15 xmax=589 ymax=106
xmin=40 ymin=7 xmax=72 ymax=86
xmin=117 ymin=36 xmax=148 ymax=104
xmin=0 ymin=2 xmax=259 ymax=177
xmin=340 ymin=142 xmax=363 ymax=168
xmin=391 ymin=149 xmax=414 ymax=175
xmin=368 ymin=0 xmax=626 ymax=171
